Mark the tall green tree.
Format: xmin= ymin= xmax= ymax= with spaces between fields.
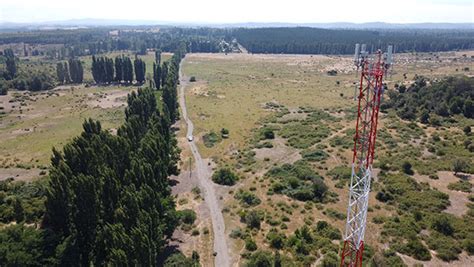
xmin=68 ymin=59 xmax=83 ymax=83
xmin=43 ymin=87 xmax=180 ymax=265
xmin=134 ymin=57 xmax=146 ymax=84
xmin=123 ymin=56 xmax=134 ymax=84
xmin=161 ymin=61 xmax=168 ymax=87
xmin=63 ymin=62 xmax=71 ymax=84
xmin=4 ymin=49 xmax=17 ymax=80
xmin=56 ymin=62 xmax=65 ymax=84
xmin=155 ymin=50 xmax=161 ymax=65
xmin=153 ymin=62 xmax=161 ymax=90
xmin=115 ymin=56 xmax=124 ymax=82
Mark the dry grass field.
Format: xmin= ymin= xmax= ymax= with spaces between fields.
xmin=180 ymin=51 xmax=474 ymax=266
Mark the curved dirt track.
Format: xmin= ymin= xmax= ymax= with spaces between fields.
xmin=178 ymin=57 xmax=230 ymax=267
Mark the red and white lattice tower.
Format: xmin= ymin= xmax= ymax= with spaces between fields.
xmin=340 ymin=44 xmax=393 ymax=267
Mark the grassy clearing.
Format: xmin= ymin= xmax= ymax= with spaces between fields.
xmin=0 ymin=85 xmax=132 ymax=169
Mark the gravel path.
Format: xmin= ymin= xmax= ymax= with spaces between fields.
xmin=178 ymin=57 xmax=230 ymax=267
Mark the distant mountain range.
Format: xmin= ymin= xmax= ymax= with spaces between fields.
xmin=0 ymin=19 xmax=472 ymax=30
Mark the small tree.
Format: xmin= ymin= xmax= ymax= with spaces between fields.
xmin=245 ymin=238 xmax=257 ymax=251
xmin=14 ymin=198 xmax=25 ymax=222
xmin=212 ymin=168 xmax=238 ymax=185
xmin=463 ymin=126 xmax=471 ymax=135
xmin=245 ymin=210 xmax=261 ymax=229
xmin=453 ymin=159 xmax=468 ymax=175
xmin=262 ymin=128 xmax=275 ymax=139
xmin=402 ymin=161 xmax=414 ymax=175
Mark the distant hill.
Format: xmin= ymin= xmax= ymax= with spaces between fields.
xmin=0 ymin=19 xmax=472 ymax=30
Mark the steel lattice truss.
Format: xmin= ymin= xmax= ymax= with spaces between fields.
xmin=340 ymin=45 xmax=392 ymax=267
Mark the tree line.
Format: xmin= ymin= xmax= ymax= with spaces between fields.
xmin=87 ymin=51 xmax=168 ymax=88
xmin=56 ymin=59 xmax=84 ymax=84
xmin=383 ymin=76 xmax=474 ymax=124
xmin=0 ymin=27 xmax=232 ymax=59
xmin=162 ymin=44 xmax=186 ymax=123
xmin=1 ymin=48 xmax=58 ymax=93
xmin=232 ymin=27 xmax=474 ymax=55
xmin=90 ymin=55 xmax=143 ymax=84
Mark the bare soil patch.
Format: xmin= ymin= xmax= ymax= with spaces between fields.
xmin=88 ymin=90 xmax=130 ymax=108
xmin=414 ymin=171 xmax=471 ymax=217
xmin=253 ymin=137 xmax=301 ymax=164
xmin=0 ymin=167 xmax=45 ymax=181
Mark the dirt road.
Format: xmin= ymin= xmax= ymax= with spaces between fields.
xmin=178 ymin=58 xmax=230 ymax=267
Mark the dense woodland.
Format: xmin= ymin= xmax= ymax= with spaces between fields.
xmin=233 ymin=27 xmax=474 ymax=54
xmin=0 ymin=27 xmax=234 ymax=59
xmin=0 ymin=45 xmax=190 ymax=265
xmin=384 ymin=76 xmax=473 ymax=122
xmin=2 ymin=27 xmax=473 ymax=59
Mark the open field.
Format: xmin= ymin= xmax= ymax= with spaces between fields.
xmin=0 ymin=85 xmax=132 ymax=179
xmin=0 ymin=50 xmax=172 ymax=181
xmin=183 ymin=52 xmax=474 ymax=159
xmin=181 ymin=51 xmax=474 ymax=265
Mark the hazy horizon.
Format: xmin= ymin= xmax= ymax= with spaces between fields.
xmin=1 ymin=0 xmax=473 ymax=24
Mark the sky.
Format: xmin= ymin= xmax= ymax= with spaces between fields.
xmin=0 ymin=0 xmax=473 ymax=24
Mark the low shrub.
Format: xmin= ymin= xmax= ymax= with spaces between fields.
xmin=203 ymin=131 xmax=222 ymax=147
xmin=447 ymin=180 xmax=472 ymax=193
xmin=212 ymin=168 xmax=239 ymax=186
xmin=234 ymin=190 xmax=261 ymax=207
xmin=178 ymin=209 xmax=197 ymax=225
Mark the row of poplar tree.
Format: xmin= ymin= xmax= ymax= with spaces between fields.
xmin=41 ymin=46 xmax=187 ymax=265
xmin=56 ymin=59 xmax=84 ymax=84
xmin=91 ymin=55 xmax=146 ymax=84
xmin=56 ymin=51 xmax=170 ymax=88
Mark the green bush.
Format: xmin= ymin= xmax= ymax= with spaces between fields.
xmin=371 ymin=249 xmax=407 ymax=267
xmin=246 ymin=250 xmax=274 ymax=267
xmin=397 ymin=238 xmax=431 ymax=261
xmin=447 ymin=180 xmax=472 ymax=193
xmin=426 ymin=232 xmax=461 ymax=261
xmin=323 ymin=208 xmax=345 ymax=221
xmin=163 ymin=252 xmax=198 ymax=267
xmin=266 ymin=161 xmax=328 ymax=202
xmin=266 ymin=228 xmax=286 ymax=249
xmin=0 ymin=179 xmax=47 ymax=224
xmin=203 ymin=131 xmax=222 ymax=148
xmin=300 ymin=149 xmax=328 ymax=162
xmin=212 ymin=168 xmax=239 ymax=186
xmin=320 ymin=251 xmax=338 ymax=267
xmin=431 ymin=214 xmax=454 ymax=236
xmin=0 ymin=224 xmax=46 ymax=266
xmin=452 ymin=159 xmax=469 ymax=175
xmin=234 ymin=190 xmax=261 ymax=207
xmin=242 ymin=210 xmax=262 ymax=229
xmin=245 ymin=238 xmax=257 ymax=251
xmin=402 ymin=161 xmax=414 ymax=175
xmin=279 ymin=120 xmax=331 ymax=149
xmin=179 ymin=209 xmax=197 ymax=225
xmin=262 ymin=128 xmax=275 ymax=140
xmin=314 ymin=220 xmax=341 ymax=240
